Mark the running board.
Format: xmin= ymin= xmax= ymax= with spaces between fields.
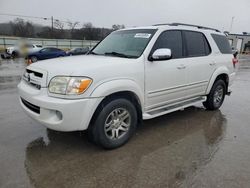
xmin=143 ymin=96 xmax=207 ymax=120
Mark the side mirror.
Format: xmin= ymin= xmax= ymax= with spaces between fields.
xmin=149 ymin=48 xmax=172 ymax=61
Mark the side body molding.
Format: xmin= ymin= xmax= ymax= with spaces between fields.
xmin=90 ymin=79 xmax=144 ymax=108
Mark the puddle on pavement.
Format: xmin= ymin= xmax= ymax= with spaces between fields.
xmin=1 ymin=55 xmax=250 ymax=188
xmin=24 ymin=107 xmax=226 ymax=187
xmin=0 ymin=58 xmax=26 ymax=89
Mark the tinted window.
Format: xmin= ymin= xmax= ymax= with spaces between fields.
xmin=74 ymin=48 xmax=81 ymax=52
xmin=184 ymin=31 xmax=211 ymax=57
xmin=50 ymin=48 xmax=60 ymax=52
xmin=152 ymin=30 xmax=183 ymax=59
xmin=211 ymin=34 xmax=232 ymax=54
xmin=41 ymin=48 xmax=50 ymax=52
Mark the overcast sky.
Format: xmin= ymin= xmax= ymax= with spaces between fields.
xmin=0 ymin=0 xmax=250 ymax=33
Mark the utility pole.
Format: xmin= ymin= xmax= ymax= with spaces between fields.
xmin=43 ymin=16 xmax=54 ymax=37
xmin=230 ymin=16 xmax=235 ymax=33
xmin=51 ymin=16 xmax=54 ymax=37
xmin=51 ymin=16 xmax=54 ymax=32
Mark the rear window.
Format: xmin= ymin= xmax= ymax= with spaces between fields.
xmin=211 ymin=34 xmax=232 ymax=54
xmin=184 ymin=31 xmax=211 ymax=57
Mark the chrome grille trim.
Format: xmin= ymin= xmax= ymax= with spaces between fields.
xmin=23 ymin=69 xmax=44 ymax=90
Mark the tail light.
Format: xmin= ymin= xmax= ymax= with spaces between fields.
xmin=232 ymin=57 xmax=238 ymax=68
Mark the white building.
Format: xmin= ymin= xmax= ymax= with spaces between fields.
xmin=227 ymin=33 xmax=250 ymax=53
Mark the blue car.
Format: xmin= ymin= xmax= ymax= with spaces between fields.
xmin=28 ymin=47 xmax=66 ymax=62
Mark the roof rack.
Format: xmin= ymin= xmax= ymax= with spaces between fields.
xmin=153 ymin=23 xmax=221 ymax=33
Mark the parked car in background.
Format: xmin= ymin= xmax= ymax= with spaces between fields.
xmin=28 ymin=47 xmax=66 ymax=62
xmin=66 ymin=47 xmax=90 ymax=56
xmin=6 ymin=43 xmax=43 ymax=58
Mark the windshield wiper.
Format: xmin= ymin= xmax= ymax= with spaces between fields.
xmin=88 ymin=51 xmax=100 ymax=55
xmin=104 ymin=52 xmax=136 ymax=58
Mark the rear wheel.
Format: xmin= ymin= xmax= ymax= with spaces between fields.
xmin=203 ymin=80 xmax=226 ymax=110
xmin=88 ymin=98 xmax=137 ymax=149
xmin=12 ymin=51 xmax=19 ymax=58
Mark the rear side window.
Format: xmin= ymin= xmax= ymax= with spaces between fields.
xmin=51 ymin=48 xmax=60 ymax=52
xmin=152 ymin=30 xmax=183 ymax=59
xmin=184 ymin=31 xmax=211 ymax=57
xmin=211 ymin=34 xmax=232 ymax=54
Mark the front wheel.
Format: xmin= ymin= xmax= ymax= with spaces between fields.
xmin=203 ymin=80 xmax=226 ymax=110
xmin=88 ymin=98 xmax=138 ymax=149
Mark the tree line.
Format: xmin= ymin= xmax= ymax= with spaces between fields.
xmin=0 ymin=18 xmax=126 ymax=40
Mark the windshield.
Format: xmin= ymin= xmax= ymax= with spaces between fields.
xmin=91 ymin=29 xmax=157 ymax=58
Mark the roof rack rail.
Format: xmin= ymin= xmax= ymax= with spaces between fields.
xmin=153 ymin=23 xmax=221 ymax=32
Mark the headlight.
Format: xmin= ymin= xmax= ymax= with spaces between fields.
xmin=49 ymin=76 xmax=92 ymax=95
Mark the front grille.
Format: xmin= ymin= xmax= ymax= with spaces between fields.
xmin=21 ymin=98 xmax=40 ymax=114
xmin=23 ymin=69 xmax=44 ymax=90
xmin=26 ymin=69 xmax=43 ymax=78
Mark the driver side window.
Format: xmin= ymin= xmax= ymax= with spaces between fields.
xmin=152 ymin=30 xmax=183 ymax=59
xmin=41 ymin=48 xmax=51 ymax=52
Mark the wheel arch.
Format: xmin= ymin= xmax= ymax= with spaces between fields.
xmin=90 ymin=79 xmax=144 ymax=105
xmin=89 ymin=80 xmax=144 ymax=128
xmin=92 ymin=90 xmax=142 ymax=123
xmin=206 ymin=67 xmax=229 ymax=95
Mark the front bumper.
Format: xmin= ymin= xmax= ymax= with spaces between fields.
xmin=18 ymin=81 xmax=103 ymax=132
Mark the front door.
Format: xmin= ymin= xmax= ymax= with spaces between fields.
xmin=145 ymin=30 xmax=188 ymax=111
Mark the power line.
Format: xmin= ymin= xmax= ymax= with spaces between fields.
xmin=0 ymin=13 xmax=45 ymax=20
xmin=0 ymin=13 xmax=78 ymax=24
xmin=0 ymin=12 xmax=81 ymax=37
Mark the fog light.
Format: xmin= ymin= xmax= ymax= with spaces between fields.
xmin=55 ymin=110 xmax=63 ymax=121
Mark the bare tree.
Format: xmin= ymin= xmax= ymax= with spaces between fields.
xmin=82 ymin=22 xmax=95 ymax=40
xmin=68 ymin=21 xmax=79 ymax=38
xmin=83 ymin=22 xmax=93 ymax=29
xmin=10 ymin=18 xmax=35 ymax=37
xmin=1 ymin=18 xmax=117 ymax=40
xmin=112 ymin=24 xmax=125 ymax=31
xmin=54 ymin=20 xmax=64 ymax=30
xmin=53 ymin=20 xmax=65 ymax=38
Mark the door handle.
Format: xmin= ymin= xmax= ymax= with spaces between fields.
xmin=209 ymin=62 xmax=216 ymax=66
xmin=177 ymin=65 xmax=186 ymax=69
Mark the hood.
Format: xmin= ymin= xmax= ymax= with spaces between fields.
xmin=28 ymin=55 xmax=141 ymax=82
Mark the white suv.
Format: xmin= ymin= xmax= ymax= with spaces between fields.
xmin=18 ymin=23 xmax=236 ymax=149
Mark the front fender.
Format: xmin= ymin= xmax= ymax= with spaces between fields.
xmin=205 ymin=66 xmax=229 ymax=95
xmin=90 ymin=79 xmax=144 ymax=105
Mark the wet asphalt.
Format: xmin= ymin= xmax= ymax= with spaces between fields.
xmin=0 ymin=56 xmax=250 ymax=188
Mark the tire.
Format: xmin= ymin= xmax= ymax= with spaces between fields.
xmin=12 ymin=51 xmax=19 ymax=58
xmin=88 ymin=98 xmax=138 ymax=149
xmin=30 ymin=56 xmax=38 ymax=63
xmin=203 ymin=79 xmax=226 ymax=110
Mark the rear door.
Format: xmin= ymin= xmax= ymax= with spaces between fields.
xmin=183 ymin=31 xmax=215 ymax=98
xmin=49 ymin=48 xmax=61 ymax=58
